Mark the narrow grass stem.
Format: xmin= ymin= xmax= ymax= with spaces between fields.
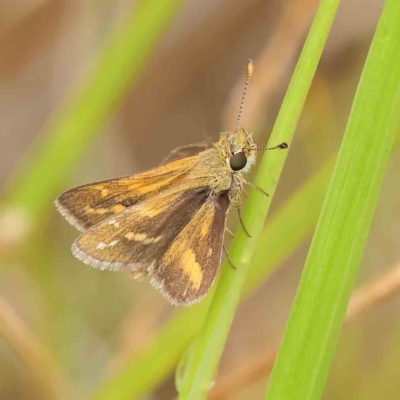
xmin=176 ymin=0 xmax=341 ymax=398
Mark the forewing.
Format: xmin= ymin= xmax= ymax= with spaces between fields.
xmin=55 ymin=156 xmax=199 ymax=231
xmin=72 ymin=187 xmax=212 ymax=272
xmin=152 ymin=191 xmax=230 ymax=306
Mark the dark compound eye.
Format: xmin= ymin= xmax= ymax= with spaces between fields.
xmin=229 ymin=152 xmax=247 ymax=171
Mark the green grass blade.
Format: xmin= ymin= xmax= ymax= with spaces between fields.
xmin=176 ymin=0 xmax=341 ymax=398
xmin=265 ymin=1 xmax=400 ymax=399
xmin=245 ymin=157 xmax=334 ymax=291
xmin=3 ymin=0 xmax=183 ymax=228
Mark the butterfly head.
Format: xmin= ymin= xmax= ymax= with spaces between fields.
xmin=223 ymin=59 xmax=256 ymax=175
xmin=226 ymin=128 xmax=257 ymax=174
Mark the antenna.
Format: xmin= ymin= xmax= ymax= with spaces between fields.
xmin=256 ymin=142 xmax=288 ymax=151
xmin=235 ymin=59 xmax=254 ymax=133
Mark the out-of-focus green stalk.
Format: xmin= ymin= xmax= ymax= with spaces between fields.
xmin=3 ymin=0 xmax=183 ymax=230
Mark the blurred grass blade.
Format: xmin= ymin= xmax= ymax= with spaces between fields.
xmin=2 ymin=0 xmax=183 ymax=230
xmin=176 ymin=0 xmax=341 ymax=398
xmin=265 ymin=1 xmax=400 ymax=399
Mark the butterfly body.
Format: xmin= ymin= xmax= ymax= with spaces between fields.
xmin=56 ymin=129 xmax=257 ymax=306
xmin=182 ymin=129 xmax=257 ymax=199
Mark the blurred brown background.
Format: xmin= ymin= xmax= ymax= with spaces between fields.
xmin=2 ymin=0 xmax=400 ymax=399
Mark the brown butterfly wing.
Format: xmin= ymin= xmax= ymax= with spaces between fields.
xmin=152 ymin=191 xmax=230 ymax=306
xmin=72 ymin=186 xmax=213 ymax=273
xmin=72 ymin=187 xmax=230 ymax=306
xmin=55 ymin=156 xmax=199 ymax=232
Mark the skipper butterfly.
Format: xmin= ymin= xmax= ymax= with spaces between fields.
xmin=55 ymin=61 xmax=287 ymax=306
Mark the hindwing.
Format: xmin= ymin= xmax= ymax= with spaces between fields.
xmin=152 ymin=191 xmax=230 ymax=305
xmin=72 ymin=186 xmax=212 ymax=272
xmin=71 ymin=187 xmax=230 ymax=305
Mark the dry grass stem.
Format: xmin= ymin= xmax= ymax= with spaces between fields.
xmin=222 ymin=0 xmax=319 ymax=130
xmin=0 ymin=295 xmax=75 ymax=400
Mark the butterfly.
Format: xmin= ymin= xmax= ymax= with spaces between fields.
xmin=55 ymin=60 xmax=287 ymax=306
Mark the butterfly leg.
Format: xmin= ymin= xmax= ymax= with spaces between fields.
xmin=223 ymin=245 xmax=236 ymax=270
xmin=236 ymin=207 xmax=252 ymax=238
xmin=242 ymin=188 xmax=250 ymax=198
xmin=130 ymin=270 xmax=149 ymax=281
xmin=225 ymin=227 xmax=235 ymax=238
xmin=244 ymin=180 xmax=269 ymax=197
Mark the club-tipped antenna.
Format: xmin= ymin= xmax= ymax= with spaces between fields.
xmin=256 ymin=142 xmax=288 ymax=151
xmin=235 ymin=59 xmax=254 ymax=133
